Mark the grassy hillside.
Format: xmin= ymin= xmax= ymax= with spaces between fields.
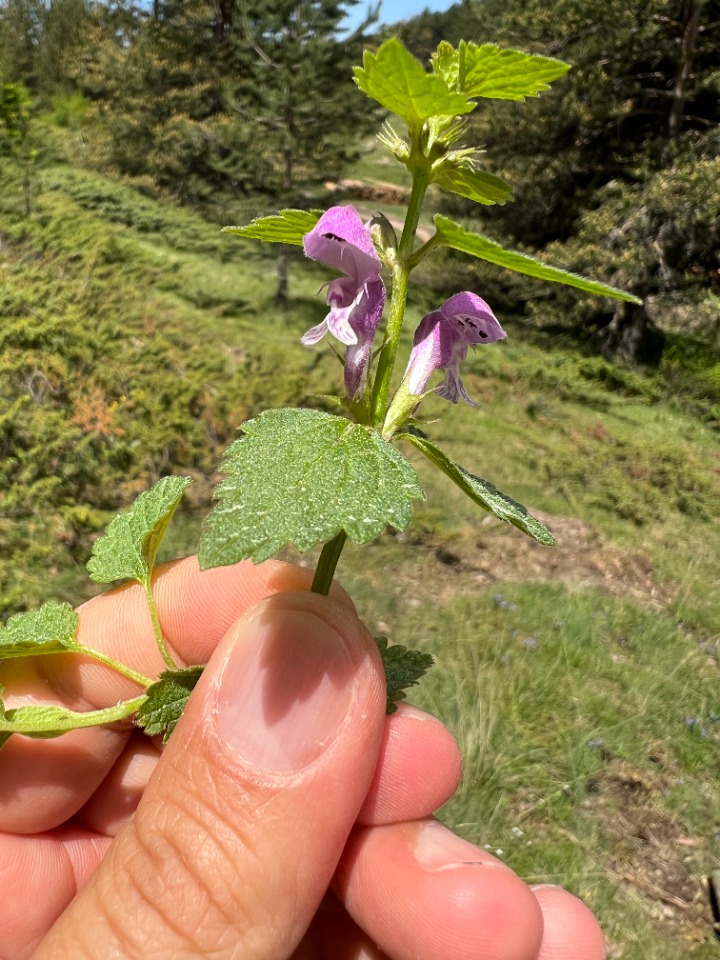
xmin=2 ymin=158 xmax=720 ymax=958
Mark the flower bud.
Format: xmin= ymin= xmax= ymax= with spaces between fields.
xmin=369 ymin=212 xmax=398 ymax=267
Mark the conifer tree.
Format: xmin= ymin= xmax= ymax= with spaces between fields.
xmin=216 ymin=0 xmax=378 ymax=301
xmin=219 ymin=0 xmax=377 ymax=198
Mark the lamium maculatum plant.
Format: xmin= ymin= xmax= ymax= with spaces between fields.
xmin=0 ymin=39 xmax=640 ymax=744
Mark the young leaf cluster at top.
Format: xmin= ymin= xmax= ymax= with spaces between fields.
xmin=210 ymin=38 xmax=639 ymax=593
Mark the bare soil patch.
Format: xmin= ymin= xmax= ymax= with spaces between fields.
xmin=583 ymin=759 xmax=711 ymax=947
xmin=433 ymin=511 xmax=672 ymax=607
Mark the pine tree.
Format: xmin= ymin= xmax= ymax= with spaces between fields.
xmin=219 ymin=0 xmax=377 ymax=198
xmin=215 ymin=0 xmax=379 ymax=301
xmin=0 ymin=0 xmax=91 ymax=93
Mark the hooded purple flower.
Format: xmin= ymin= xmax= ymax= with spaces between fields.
xmin=302 ymin=206 xmax=385 ymax=400
xmin=405 ymin=292 xmax=506 ymax=405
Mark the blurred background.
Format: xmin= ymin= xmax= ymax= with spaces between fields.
xmin=1 ymin=3 xmax=719 ymax=955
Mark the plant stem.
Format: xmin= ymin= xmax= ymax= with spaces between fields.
xmin=398 ymin=166 xmax=430 ymax=260
xmin=372 ymin=260 xmax=410 ymax=421
xmin=311 ymin=531 xmax=347 ymax=595
xmin=371 ymin=165 xmax=430 ymax=423
xmin=144 ymin=582 xmax=177 ymax=669
xmin=74 ymin=646 xmax=154 ymax=688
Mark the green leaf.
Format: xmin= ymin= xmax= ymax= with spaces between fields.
xmin=0 ymin=694 xmax=145 ymax=741
xmin=135 ymin=666 xmax=204 ymax=744
xmin=0 ymin=601 xmax=79 ymax=659
xmin=199 ymin=409 xmax=424 ymax=568
xmin=434 ymin=215 xmax=642 ymax=303
xmin=433 ymin=166 xmax=512 ymax=206
xmin=87 ymin=475 xmax=192 ymax=585
xmin=399 ymin=430 xmax=555 ymax=545
xmin=354 ymin=38 xmax=474 ymax=130
xmin=375 ymin=637 xmax=434 ymax=715
xmin=223 ymin=209 xmax=322 ymax=246
xmin=456 ymin=43 xmax=570 ymax=101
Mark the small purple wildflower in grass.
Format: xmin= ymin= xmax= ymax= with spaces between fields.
xmin=302 ymin=205 xmax=385 ymax=400
xmin=405 ymin=292 xmax=506 ymax=405
xmin=522 ymin=637 xmax=537 ymax=650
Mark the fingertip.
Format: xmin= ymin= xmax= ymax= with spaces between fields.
xmin=357 ymin=704 xmax=463 ymax=825
xmin=532 ymin=885 xmax=606 ymax=960
xmin=336 ymin=820 xmax=544 ymax=960
xmin=151 ymin=555 xmax=355 ymax=663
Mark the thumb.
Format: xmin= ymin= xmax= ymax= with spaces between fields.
xmin=35 ymin=592 xmax=387 ymax=960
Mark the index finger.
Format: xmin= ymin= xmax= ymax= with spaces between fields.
xmin=0 ymin=556 xmax=317 ymax=833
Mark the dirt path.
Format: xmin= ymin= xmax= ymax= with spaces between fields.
xmin=324 ymin=178 xmax=434 ymax=242
xmin=452 ymin=511 xmax=671 ymax=607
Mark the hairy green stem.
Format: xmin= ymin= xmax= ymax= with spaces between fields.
xmin=372 ymin=261 xmax=410 ymax=422
xmin=144 ymin=582 xmax=177 ymax=669
xmin=371 ymin=164 xmax=430 ymax=423
xmin=74 ymin=645 xmax=154 ymax=688
xmin=398 ymin=166 xmax=430 ymax=260
xmin=311 ymin=531 xmax=348 ymax=595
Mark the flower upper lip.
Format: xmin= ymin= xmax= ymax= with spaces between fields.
xmin=303 ymin=206 xmax=382 ymax=284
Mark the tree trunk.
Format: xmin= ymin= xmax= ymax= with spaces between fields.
xmin=213 ymin=0 xmax=233 ymax=44
xmin=600 ymin=300 xmax=665 ymax=365
xmin=668 ymin=0 xmax=703 ymax=137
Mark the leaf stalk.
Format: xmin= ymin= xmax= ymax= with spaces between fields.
xmin=311 ymin=530 xmax=348 ymax=595
xmin=144 ymin=582 xmax=178 ymax=669
xmin=74 ymin=645 xmax=154 ymax=688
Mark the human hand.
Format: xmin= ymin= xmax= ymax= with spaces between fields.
xmin=0 ymin=558 xmax=605 ymax=960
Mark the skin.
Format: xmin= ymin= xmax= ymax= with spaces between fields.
xmin=0 ymin=557 xmax=606 ymax=960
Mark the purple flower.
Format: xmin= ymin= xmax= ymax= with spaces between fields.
xmin=302 ymin=206 xmax=385 ymax=400
xmin=405 ymin=292 xmax=506 ymax=405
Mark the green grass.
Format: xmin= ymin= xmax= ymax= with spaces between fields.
xmin=2 ymin=154 xmax=720 ymax=957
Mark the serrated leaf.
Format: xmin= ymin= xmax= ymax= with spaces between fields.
xmin=199 ymin=409 xmax=424 ymax=568
xmin=223 ymin=209 xmax=322 ymax=246
xmin=0 ymin=601 xmax=79 ymax=659
xmin=458 ymin=43 xmax=570 ymax=100
xmin=87 ymin=475 xmax=192 ymax=585
xmin=433 ymin=166 xmax=512 ymax=206
xmin=354 ymin=38 xmax=474 ymax=130
xmin=0 ymin=695 xmax=145 ymax=741
xmin=431 ymin=42 xmax=569 ymax=100
xmin=375 ymin=636 xmax=434 ymax=715
xmin=434 ymin=215 xmax=642 ymax=303
xmin=399 ymin=431 xmax=555 ymax=545
xmin=135 ymin=666 xmax=204 ymax=744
